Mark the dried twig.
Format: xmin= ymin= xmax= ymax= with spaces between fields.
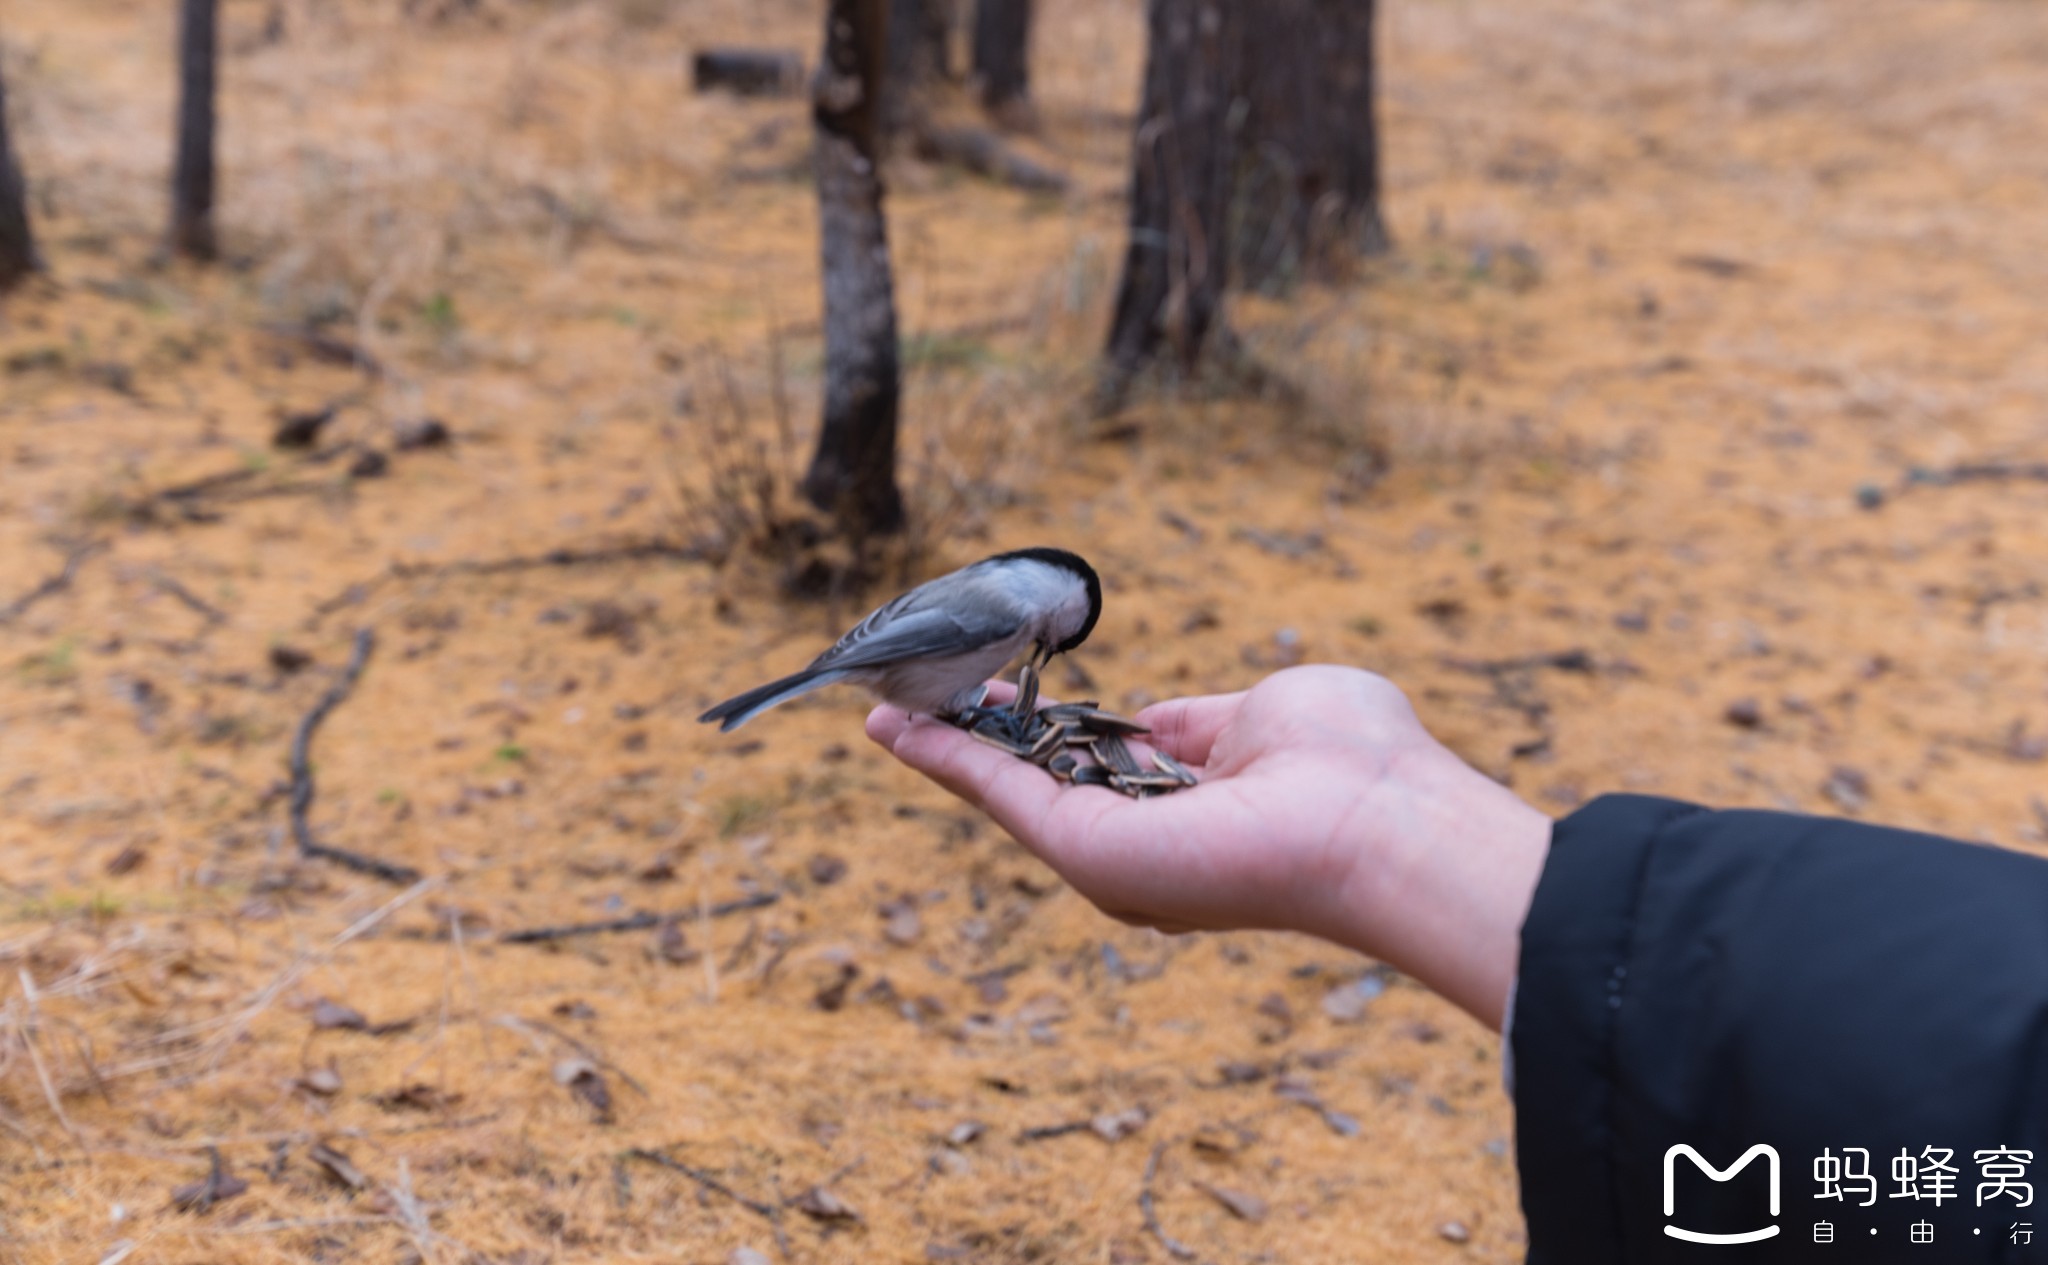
xmin=623 ymin=1148 xmax=783 ymax=1222
xmin=288 ymin=629 xmax=421 ymax=884
xmin=499 ymin=892 xmax=780 ymax=944
xmin=1140 ymin=1139 xmax=1199 ymax=1261
xmin=491 ymin=1015 xmax=648 ymax=1098
xmin=1906 ymin=461 xmax=2048 ymax=488
xmin=0 ymin=541 xmax=105 ymax=626
xmin=148 ymin=569 xmax=229 ymax=626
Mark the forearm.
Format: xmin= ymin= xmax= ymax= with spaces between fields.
xmin=1323 ymin=741 xmax=1551 ymax=1031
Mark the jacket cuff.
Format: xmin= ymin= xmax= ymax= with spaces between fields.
xmin=1509 ymin=793 xmax=1705 ymax=1264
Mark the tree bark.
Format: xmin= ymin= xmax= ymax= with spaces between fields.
xmin=971 ymin=0 xmax=1032 ymax=124
xmin=802 ymin=0 xmax=907 ymax=538
xmin=169 ymin=0 xmax=220 ymax=260
xmin=1233 ymin=0 xmax=1387 ymax=292
xmin=0 ymin=61 xmax=38 ymax=291
xmin=1102 ymin=0 xmax=1239 ymax=390
xmin=884 ymin=0 xmax=951 ymax=137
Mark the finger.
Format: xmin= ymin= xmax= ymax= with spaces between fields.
xmin=888 ymin=713 xmax=1151 ymax=865
xmin=865 ymin=703 xmax=913 ymax=749
xmin=885 ymin=713 xmax=1073 ymax=837
xmin=1134 ymin=691 xmax=1245 ymax=766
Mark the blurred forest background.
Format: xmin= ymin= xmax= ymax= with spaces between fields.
xmin=2 ymin=0 xmax=2047 ymax=1261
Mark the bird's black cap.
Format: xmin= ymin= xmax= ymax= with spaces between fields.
xmin=989 ymin=546 xmax=1101 ymax=655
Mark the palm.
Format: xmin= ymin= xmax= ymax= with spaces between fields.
xmin=869 ymin=666 xmax=1433 ymax=940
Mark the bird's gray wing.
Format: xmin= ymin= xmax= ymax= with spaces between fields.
xmin=808 ymin=603 xmax=1018 ymax=671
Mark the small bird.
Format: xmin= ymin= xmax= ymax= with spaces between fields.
xmin=698 ymin=547 xmax=1101 ymax=732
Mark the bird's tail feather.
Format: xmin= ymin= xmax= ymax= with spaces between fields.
xmin=698 ymin=669 xmax=845 ymax=732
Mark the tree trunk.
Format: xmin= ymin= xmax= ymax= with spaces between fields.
xmin=884 ymin=0 xmax=950 ymax=137
xmin=802 ymin=0 xmax=907 ymax=538
xmin=971 ymin=0 xmax=1032 ymax=125
xmin=0 ymin=62 xmax=37 ymax=291
xmin=1102 ymin=0 xmax=1239 ymax=391
xmin=169 ymin=0 xmax=219 ymax=260
xmin=1233 ymin=0 xmax=1386 ymax=292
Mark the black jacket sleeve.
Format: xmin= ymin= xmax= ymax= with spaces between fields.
xmin=1512 ymin=794 xmax=2048 ymax=1264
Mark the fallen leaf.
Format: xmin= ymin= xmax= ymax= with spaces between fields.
xmin=814 ymin=963 xmax=859 ymax=1012
xmin=299 ymin=1064 xmax=343 ymax=1096
xmin=104 ymin=843 xmax=148 ymax=876
xmin=311 ymin=999 xmax=369 ymax=1031
xmin=793 ymin=1184 xmax=859 ymax=1221
xmin=392 ymin=417 xmax=451 ymax=450
xmin=1723 ymin=698 xmax=1763 ymax=729
xmin=309 ymin=1141 xmax=370 ymax=1191
xmin=1191 ymin=1122 xmax=1256 ymax=1156
xmin=553 ymin=1058 xmax=614 ymax=1120
xmin=882 ymin=901 xmax=922 ymax=947
xmin=372 ymin=1083 xmax=462 ymax=1113
xmin=1195 ymin=1181 xmax=1267 ymax=1223
xmin=654 ymin=919 xmax=698 ymax=965
xmin=169 ymin=1153 xmax=248 ymax=1213
xmin=1090 ymin=1106 xmax=1148 ymax=1142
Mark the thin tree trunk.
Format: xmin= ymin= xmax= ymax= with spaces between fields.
xmin=1234 ymin=0 xmax=1386 ymax=292
xmin=884 ymin=0 xmax=949 ymax=138
xmin=971 ymin=0 xmax=1033 ymax=126
xmin=802 ymin=0 xmax=907 ymax=538
xmin=0 ymin=61 xmax=37 ymax=291
xmin=1318 ymin=0 xmax=1388 ymax=260
xmin=1102 ymin=0 xmax=1238 ymax=393
xmin=169 ymin=0 xmax=219 ymax=260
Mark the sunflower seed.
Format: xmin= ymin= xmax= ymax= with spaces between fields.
xmin=1038 ymin=702 xmax=1104 ymax=723
xmin=969 ymin=725 xmax=1037 ymax=757
xmin=1048 ymin=753 xmax=1078 ymax=779
xmin=1012 ymin=663 xmax=1040 ymax=717
xmin=1152 ymin=752 xmax=1198 ymax=786
xmin=1029 ymin=724 xmax=1068 ymax=762
xmin=1094 ymin=733 xmax=1144 ymax=777
xmin=1070 ymin=764 xmax=1116 ymax=788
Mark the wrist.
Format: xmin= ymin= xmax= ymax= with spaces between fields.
xmin=1322 ymin=739 xmax=1551 ymax=1031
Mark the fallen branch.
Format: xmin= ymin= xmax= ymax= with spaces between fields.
xmin=910 ymin=124 xmax=1069 ymax=194
xmin=288 ymin=629 xmax=421 ymax=884
xmin=0 ymin=540 xmax=105 ymax=626
xmin=1139 ymin=1139 xmax=1198 ymax=1262
xmin=500 ymin=892 xmax=780 ymax=944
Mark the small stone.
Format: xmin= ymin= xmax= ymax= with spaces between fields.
xmin=1723 ymin=698 xmax=1763 ymax=729
xmin=1438 ymin=1220 xmax=1471 ymax=1244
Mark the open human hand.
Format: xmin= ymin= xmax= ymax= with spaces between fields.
xmin=867 ymin=665 xmax=1551 ymax=1029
